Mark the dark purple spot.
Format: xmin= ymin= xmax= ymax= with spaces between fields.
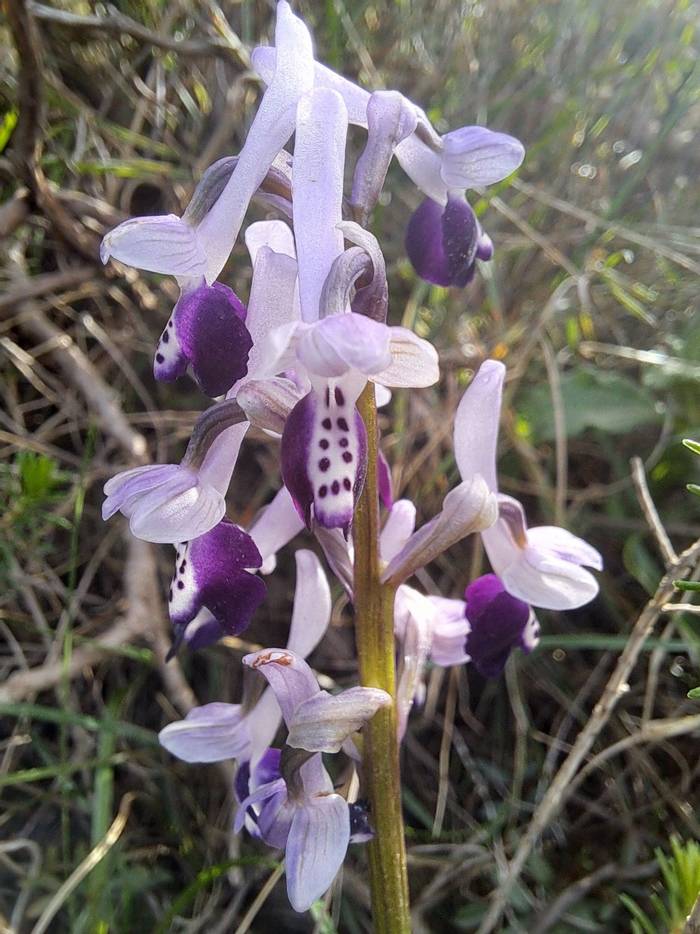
xmin=334 ymin=387 xmax=345 ymax=406
xmin=343 ymin=478 xmax=352 ymax=491
xmin=331 ymin=480 xmax=340 ymax=495
xmin=156 ymin=353 xmax=165 ymax=364
xmin=177 ymin=580 xmax=185 ymax=590
xmin=162 ymin=330 xmax=169 ymax=343
xmin=168 ymin=588 xmax=173 ymax=601
xmin=168 ymin=320 xmax=173 ymax=328
xmin=337 ymin=417 xmax=349 ymax=432
xmin=319 ymin=438 xmax=329 ymax=450
xmin=318 ymin=485 xmax=328 ymax=498
xmin=342 ymin=451 xmax=353 ymax=463
xmin=325 ymin=386 xmax=330 ymax=406
xmin=339 ymin=437 xmax=349 ymax=448
xmin=318 ymin=457 xmax=330 ymax=472
xmin=179 ymin=561 xmax=186 ymax=573
xmin=322 ymin=418 xmax=332 ymax=430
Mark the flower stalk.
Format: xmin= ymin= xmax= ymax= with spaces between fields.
xmin=353 ymin=383 xmax=411 ymax=934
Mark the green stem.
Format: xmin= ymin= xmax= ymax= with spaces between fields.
xmin=353 ymin=383 xmax=410 ymax=934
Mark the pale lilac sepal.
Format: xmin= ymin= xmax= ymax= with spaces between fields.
xmin=382 ymin=477 xmax=497 ymax=586
xmin=158 ymin=702 xmax=250 ymax=763
xmin=296 ymin=313 xmax=392 ymax=377
xmin=247 ymin=487 xmax=305 ymax=574
xmin=102 ymin=422 xmax=248 ymax=544
xmin=380 ymin=499 xmax=417 ymax=564
xmin=454 ymin=359 xmax=505 ymax=491
xmin=441 ymin=126 xmax=525 ymax=189
xmin=293 ymin=87 xmax=348 ymax=322
xmin=287 ymin=686 xmax=390 ymax=753
xmin=100 ymin=215 xmax=207 ymax=278
xmin=286 ymin=793 xmax=350 ymax=912
xmin=285 ymin=550 xmax=332 ymax=660
xmin=427 ymin=596 xmax=471 ymax=667
xmin=394 ymin=585 xmax=435 ymax=738
xmin=195 ymin=2 xmax=314 ymax=282
xmin=242 ymin=649 xmax=320 ymax=727
xmin=371 ymin=328 xmax=439 ymax=388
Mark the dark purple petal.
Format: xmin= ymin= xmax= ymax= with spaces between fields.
xmin=172 ymin=283 xmax=252 ymax=397
xmin=405 ymin=197 xmax=451 ymax=286
xmin=405 ymin=196 xmax=489 ymax=288
xmin=464 ymin=573 xmax=532 ymax=678
xmin=168 ymin=519 xmax=266 ymax=653
xmin=234 ymin=747 xmax=282 ymax=819
xmin=281 ymin=386 xmax=368 ymax=535
xmin=442 ymin=195 xmax=479 ymax=287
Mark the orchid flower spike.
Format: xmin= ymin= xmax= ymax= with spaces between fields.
xmin=454 ymin=360 xmax=603 ymax=610
xmin=159 ymin=549 xmax=331 ymax=767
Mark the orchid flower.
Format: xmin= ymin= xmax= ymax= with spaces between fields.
xmin=244 ymin=86 xmax=439 ymax=533
xmin=252 ymin=35 xmax=524 ymax=287
xmin=102 ymin=217 xmax=304 ymax=545
xmin=316 ymin=489 xmax=497 ymax=735
xmin=159 ymin=549 xmax=331 ymax=769
xmin=454 ymin=360 xmax=603 ymax=610
xmin=234 ymin=648 xmax=390 ymax=911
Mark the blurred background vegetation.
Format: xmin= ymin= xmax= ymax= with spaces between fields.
xmin=1 ymin=0 xmax=699 ymax=931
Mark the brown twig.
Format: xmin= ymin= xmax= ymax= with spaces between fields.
xmin=631 ymin=456 xmax=677 ymax=566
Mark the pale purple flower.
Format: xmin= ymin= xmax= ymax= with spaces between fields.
xmin=233 ymin=648 xmax=389 ymax=911
xmin=454 ymin=360 xmax=603 ymax=610
xmin=242 ymin=648 xmax=390 ymax=754
xmin=159 ymin=549 xmax=331 ymax=767
xmin=246 ymin=85 xmax=438 ymax=532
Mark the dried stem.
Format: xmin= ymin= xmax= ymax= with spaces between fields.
xmin=353 ymin=383 xmax=410 ymax=934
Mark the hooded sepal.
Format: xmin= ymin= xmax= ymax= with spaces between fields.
xmin=168 ymin=519 xmax=266 ymax=653
xmin=155 ymin=282 xmax=252 ymax=397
